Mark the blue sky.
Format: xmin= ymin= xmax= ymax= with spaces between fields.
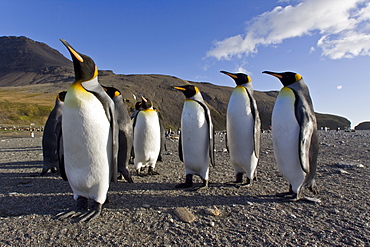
xmin=1 ymin=0 xmax=370 ymax=127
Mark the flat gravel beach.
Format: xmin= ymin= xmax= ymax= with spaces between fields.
xmin=0 ymin=130 xmax=369 ymax=246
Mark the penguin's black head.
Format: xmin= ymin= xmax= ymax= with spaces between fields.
xmin=57 ymin=91 xmax=67 ymax=102
xmin=60 ymin=39 xmax=97 ymax=82
xmin=103 ymin=86 xmax=121 ymax=99
xmin=262 ymin=71 xmax=302 ymax=87
xmin=173 ymin=85 xmax=199 ymax=98
xmin=141 ymin=96 xmax=153 ymax=109
xmin=220 ymin=71 xmax=252 ymax=85
xmin=135 ymin=101 xmax=143 ymax=111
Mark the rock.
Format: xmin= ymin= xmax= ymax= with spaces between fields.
xmin=204 ymin=206 xmax=221 ymax=216
xmin=335 ymin=162 xmax=364 ymax=169
xmin=338 ymin=169 xmax=349 ymax=174
xmin=173 ymin=207 xmax=196 ymax=223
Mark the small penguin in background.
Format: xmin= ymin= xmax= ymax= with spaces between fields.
xmin=132 ymin=96 xmax=162 ymax=175
xmin=41 ymin=91 xmax=66 ymax=175
xmin=57 ymin=39 xmax=118 ymax=222
xmin=173 ymin=85 xmax=215 ymax=190
xmin=221 ymin=71 xmax=261 ymax=187
xmin=103 ymin=86 xmax=134 ymax=183
xmin=263 ymin=71 xmax=319 ymax=201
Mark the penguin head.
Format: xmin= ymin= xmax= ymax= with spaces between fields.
xmin=103 ymin=86 xmax=121 ymax=99
xmin=262 ymin=71 xmax=302 ymax=87
xmin=57 ymin=91 xmax=67 ymax=102
xmin=173 ymin=85 xmax=200 ymax=99
xmin=135 ymin=101 xmax=143 ymax=111
xmin=220 ymin=71 xmax=252 ymax=85
xmin=60 ymin=39 xmax=97 ymax=82
xmin=140 ymin=96 xmax=153 ymax=110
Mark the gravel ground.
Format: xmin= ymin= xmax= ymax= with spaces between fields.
xmin=0 ymin=130 xmax=369 ymax=246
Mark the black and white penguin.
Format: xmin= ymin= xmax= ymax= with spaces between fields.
xmin=221 ymin=71 xmax=261 ymax=187
xmin=132 ymin=96 xmax=162 ymax=175
xmin=57 ymin=39 xmax=118 ymax=222
xmin=41 ymin=91 xmax=66 ymax=175
xmin=263 ymin=71 xmax=319 ymax=201
xmin=103 ymin=86 xmax=134 ymax=183
xmin=173 ymin=85 xmax=215 ymax=190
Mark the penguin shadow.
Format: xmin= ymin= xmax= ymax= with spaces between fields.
xmin=0 ymin=160 xmax=43 ymax=171
xmin=0 ymin=161 xmax=75 ymax=217
xmin=0 ymin=147 xmax=42 ymax=153
xmin=106 ymin=178 xmax=281 ymax=210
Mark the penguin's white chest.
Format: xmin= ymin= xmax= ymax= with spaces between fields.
xmin=181 ymin=100 xmax=210 ymax=173
xmin=227 ymin=87 xmax=255 ymax=160
xmin=272 ymin=87 xmax=305 ymax=191
xmin=62 ymin=85 xmax=112 ymax=203
xmin=134 ymin=110 xmax=161 ymax=165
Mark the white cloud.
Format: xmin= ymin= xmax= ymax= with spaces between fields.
xmin=207 ymin=0 xmax=370 ymax=60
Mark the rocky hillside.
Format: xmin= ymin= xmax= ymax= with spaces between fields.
xmin=355 ymin=122 xmax=370 ymax=130
xmin=0 ymin=36 xmax=351 ymax=130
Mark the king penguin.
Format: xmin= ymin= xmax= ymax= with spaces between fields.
xmin=263 ymin=71 xmax=319 ymax=201
xmin=173 ymin=85 xmax=215 ymax=190
xmin=57 ymin=39 xmax=118 ymax=222
xmin=132 ymin=96 xmax=162 ymax=175
xmin=41 ymin=91 xmax=66 ymax=175
xmin=103 ymin=86 xmax=134 ymax=183
xmin=221 ymin=71 xmax=261 ymax=187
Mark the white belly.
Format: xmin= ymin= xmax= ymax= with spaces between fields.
xmin=227 ymin=88 xmax=257 ymax=178
xmin=62 ymin=90 xmax=111 ymax=204
xmin=181 ymin=100 xmax=210 ymax=179
xmin=272 ymin=87 xmax=305 ymax=193
xmin=133 ymin=110 xmax=161 ymax=169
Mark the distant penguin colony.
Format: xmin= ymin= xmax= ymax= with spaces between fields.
xmin=38 ymin=38 xmax=321 ymax=222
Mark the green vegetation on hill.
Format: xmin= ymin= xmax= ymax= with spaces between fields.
xmin=0 ymin=101 xmax=52 ymax=125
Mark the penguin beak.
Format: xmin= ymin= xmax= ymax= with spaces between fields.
xmin=220 ymin=71 xmax=238 ymax=79
xmin=262 ymin=71 xmax=283 ymax=79
xmin=60 ymin=39 xmax=84 ymax=63
xmin=173 ymin=86 xmax=186 ymax=91
xmin=141 ymin=96 xmax=148 ymax=102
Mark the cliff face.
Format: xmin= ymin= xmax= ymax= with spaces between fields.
xmin=0 ymin=36 xmax=351 ymax=129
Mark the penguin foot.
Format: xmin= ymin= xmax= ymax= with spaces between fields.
xmin=175 ymin=174 xmax=193 ymax=189
xmin=225 ymin=173 xmax=243 ymax=187
xmin=118 ymin=172 xmax=134 ymax=183
xmin=57 ymin=196 xmax=88 ymax=220
xmin=51 ymin=167 xmax=57 ymax=173
xmin=280 ymin=193 xmax=300 ymax=202
xmin=148 ymin=167 xmax=160 ymax=176
xmin=276 ymin=191 xmax=294 ymax=197
xmin=136 ymin=169 xmax=147 ymax=177
xmin=237 ymin=177 xmax=253 ymax=188
xmin=79 ymin=202 xmax=103 ymax=223
xmin=175 ymin=182 xmax=193 ymax=188
xmin=192 ymin=179 xmax=209 ymax=191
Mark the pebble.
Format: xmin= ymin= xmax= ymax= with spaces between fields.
xmin=173 ymin=207 xmax=196 ymax=223
xmin=335 ymin=162 xmax=364 ymax=168
xmin=338 ymin=169 xmax=349 ymax=174
xmin=204 ymin=206 xmax=221 ymax=216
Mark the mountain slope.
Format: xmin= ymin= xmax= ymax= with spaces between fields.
xmin=0 ymin=36 xmax=351 ymax=130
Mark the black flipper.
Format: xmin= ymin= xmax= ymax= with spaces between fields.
xmin=194 ymin=100 xmax=215 ymax=167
